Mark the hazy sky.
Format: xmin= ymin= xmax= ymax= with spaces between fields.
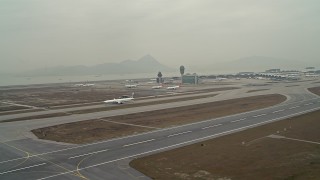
xmin=1 ymin=0 xmax=319 ymax=72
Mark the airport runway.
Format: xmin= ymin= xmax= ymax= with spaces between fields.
xmin=0 ymin=81 xmax=319 ymax=179
xmin=0 ymin=88 xmax=236 ymax=122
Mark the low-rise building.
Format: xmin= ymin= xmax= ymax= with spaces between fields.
xmin=182 ymin=73 xmax=199 ymax=84
xmin=265 ymin=69 xmax=281 ymax=73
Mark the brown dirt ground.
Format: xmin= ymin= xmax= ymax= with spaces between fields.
xmin=130 ymin=110 xmax=320 ymax=180
xmin=0 ymin=105 xmax=29 ymax=111
xmin=246 ymin=89 xmax=269 ymax=93
xmin=308 ymin=86 xmax=320 ymax=96
xmin=285 ymin=85 xmax=300 ymax=87
xmin=0 ymin=86 xmax=143 ymax=107
xmin=32 ymin=94 xmax=286 ymax=144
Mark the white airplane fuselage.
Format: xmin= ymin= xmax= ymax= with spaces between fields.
xmin=166 ymin=85 xmax=179 ymax=90
xmin=216 ymin=78 xmax=227 ymax=81
xmin=104 ymin=97 xmax=133 ymax=104
xmin=104 ymin=93 xmax=134 ymax=104
xmin=152 ymin=85 xmax=162 ymax=89
xmin=125 ymin=85 xmax=138 ymax=88
xmin=75 ymin=83 xmax=95 ymax=87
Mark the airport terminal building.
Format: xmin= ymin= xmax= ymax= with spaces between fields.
xmin=182 ymin=73 xmax=199 ymax=84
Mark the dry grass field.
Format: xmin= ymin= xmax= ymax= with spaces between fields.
xmin=309 ymin=86 xmax=320 ymax=96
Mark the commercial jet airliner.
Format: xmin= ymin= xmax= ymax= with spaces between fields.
xmin=104 ymin=93 xmax=134 ymax=104
xmin=152 ymin=85 xmax=163 ymax=89
xmin=125 ymin=84 xmax=138 ymax=88
xmin=166 ymin=85 xmax=180 ymax=90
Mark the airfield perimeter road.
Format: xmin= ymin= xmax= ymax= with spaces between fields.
xmin=0 ymin=80 xmax=319 ymax=179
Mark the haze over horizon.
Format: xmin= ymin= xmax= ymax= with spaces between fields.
xmin=1 ymin=0 xmax=319 ymax=73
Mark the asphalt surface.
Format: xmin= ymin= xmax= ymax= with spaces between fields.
xmin=0 ymin=80 xmax=319 ymax=180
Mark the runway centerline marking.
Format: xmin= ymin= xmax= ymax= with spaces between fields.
xmin=202 ymin=124 xmax=222 ymax=129
xmin=272 ymin=109 xmax=285 ymax=113
xmin=123 ymin=139 xmax=155 ymax=147
xmin=253 ymin=114 xmax=266 ymax=118
xmin=289 ymin=106 xmax=300 ymax=109
xmin=231 ymin=118 xmax=246 ymax=123
xmin=304 ymin=103 xmax=313 ymax=106
xmin=0 ymin=163 xmax=46 ymax=175
xmin=68 ymin=149 xmax=109 ymax=159
xmin=168 ymin=131 xmax=192 ymax=137
xmin=101 ymin=119 xmax=160 ymax=129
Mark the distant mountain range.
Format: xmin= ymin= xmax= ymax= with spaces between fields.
xmin=16 ymin=55 xmax=320 ymax=76
xmin=20 ymin=55 xmax=175 ymax=76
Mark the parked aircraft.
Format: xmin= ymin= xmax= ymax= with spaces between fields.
xmin=125 ymin=84 xmax=138 ymax=88
xmin=152 ymin=85 xmax=163 ymax=89
xmin=256 ymin=77 xmax=266 ymax=80
xmin=75 ymin=83 xmax=95 ymax=87
xmin=216 ymin=78 xmax=227 ymax=81
xmin=104 ymin=93 xmax=134 ymax=104
xmin=167 ymin=85 xmax=180 ymax=90
xmin=306 ymin=74 xmax=319 ymax=77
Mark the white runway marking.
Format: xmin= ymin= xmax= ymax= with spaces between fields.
xmin=289 ymin=106 xmax=300 ymax=109
xmin=101 ymin=119 xmax=160 ymax=129
xmin=0 ymin=101 xmax=39 ymax=109
xmin=304 ymin=103 xmax=313 ymax=106
xmin=68 ymin=149 xmax=109 ymax=159
xmin=272 ymin=109 xmax=285 ymax=113
xmin=201 ymin=124 xmax=222 ymax=129
xmin=167 ymin=131 xmax=192 ymax=137
xmin=0 ymin=163 xmax=46 ymax=175
xmin=253 ymin=114 xmax=266 ymax=118
xmin=123 ymin=139 xmax=155 ymax=147
xmin=231 ymin=118 xmax=246 ymax=123
xmin=268 ymin=135 xmax=320 ymax=145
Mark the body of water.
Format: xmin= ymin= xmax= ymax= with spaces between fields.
xmin=0 ymin=70 xmax=234 ymax=87
xmin=0 ymin=73 xmax=179 ymax=87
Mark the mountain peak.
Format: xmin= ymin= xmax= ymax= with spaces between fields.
xmin=138 ymin=54 xmax=158 ymax=63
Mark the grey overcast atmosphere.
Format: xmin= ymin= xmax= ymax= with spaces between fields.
xmin=1 ymin=0 xmax=320 ymax=73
